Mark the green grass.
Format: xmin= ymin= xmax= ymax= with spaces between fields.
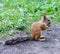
xmin=0 ymin=0 xmax=60 ymax=38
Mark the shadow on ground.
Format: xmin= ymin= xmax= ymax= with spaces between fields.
xmin=0 ymin=25 xmax=60 ymax=54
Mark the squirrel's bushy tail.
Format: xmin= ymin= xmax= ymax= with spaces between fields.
xmin=4 ymin=36 xmax=32 ymax=45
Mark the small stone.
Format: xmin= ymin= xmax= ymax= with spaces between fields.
xmin=55 ymin=39 xmax=59 ymax=42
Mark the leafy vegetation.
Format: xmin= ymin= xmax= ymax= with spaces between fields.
xmin=0 ymin=0 xmax=60 ymax=38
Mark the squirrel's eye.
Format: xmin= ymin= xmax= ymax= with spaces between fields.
xmin=48 ymin=20 xmax=50 ymax=21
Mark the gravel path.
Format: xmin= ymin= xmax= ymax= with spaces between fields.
xmin=0 ymin=25 xmax=60 ymax=54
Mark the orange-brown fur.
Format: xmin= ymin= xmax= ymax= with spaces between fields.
xmin=31 ymin=15 xmax=51 ymax=41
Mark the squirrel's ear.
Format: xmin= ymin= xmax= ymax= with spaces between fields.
xmin=42 ymin=13 xmax=47 ymax=19
xmin=43 ymin=15 xmax=46 ymax=19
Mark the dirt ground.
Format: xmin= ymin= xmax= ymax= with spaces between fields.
xmin=0 ymin=25 xmax=60 ymax=54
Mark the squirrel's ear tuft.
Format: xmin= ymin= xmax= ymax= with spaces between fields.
xmin=43 ymin=15 xmax=46 ymax=19
xmin=42 ymin=13 xmax=47 ymax=19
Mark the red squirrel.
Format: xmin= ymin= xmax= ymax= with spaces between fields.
xmin=0 ymin=15 xmax=51 ymax=45
xmin=30 ymin=15 xmax=51 ymax=41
